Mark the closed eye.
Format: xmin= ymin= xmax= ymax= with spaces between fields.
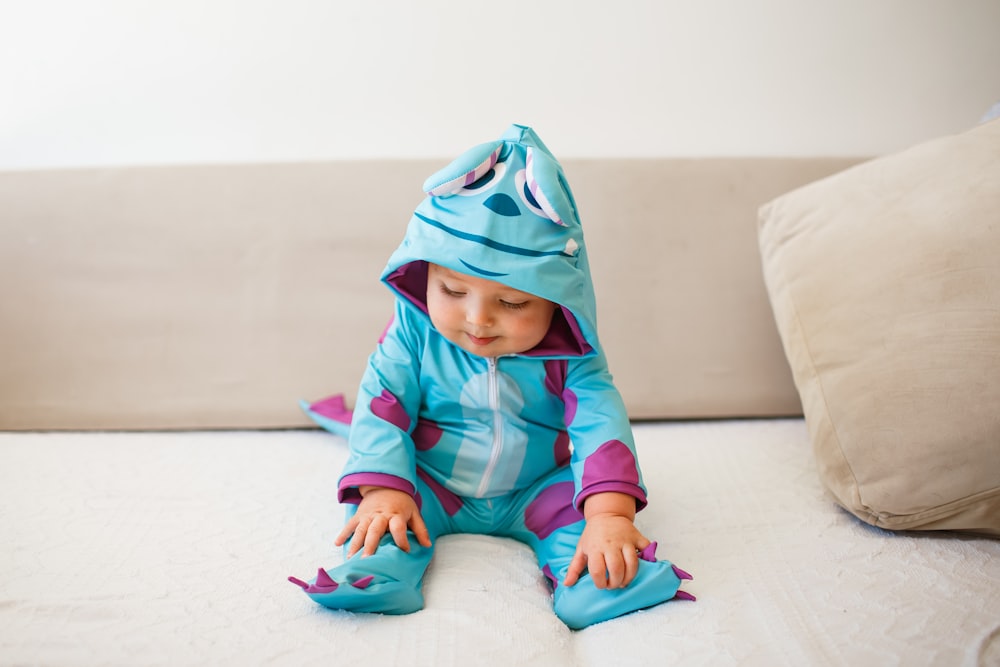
xmin=500 ymin=300 xmax=528 ymax=310
xmin=440 ymin=284 xmax=465 ymax=298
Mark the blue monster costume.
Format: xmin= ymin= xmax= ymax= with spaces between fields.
xmin=289 ymin=124 xmax=693 ymax=629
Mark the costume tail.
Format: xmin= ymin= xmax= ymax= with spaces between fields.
xmin=299 ymin=394 xmax=353 ymax=438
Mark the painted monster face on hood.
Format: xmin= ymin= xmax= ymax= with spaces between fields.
xmin=383 ymin=124 xmax=600 ymax=359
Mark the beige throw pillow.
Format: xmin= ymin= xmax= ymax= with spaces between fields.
xmin=758 ymin=120 xmax=1000 ymax=535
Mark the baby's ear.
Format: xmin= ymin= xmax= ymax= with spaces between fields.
xmin=423 ymin=140 xmax=504 ymax=197
xmin=525 ymin=148 xmax=577 ymax=227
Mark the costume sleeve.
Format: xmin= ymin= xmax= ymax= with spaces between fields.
xmin=337 ymin=300 xmax=425 ymax=504
xmin=563 ymin=351 xmax=647 ymax=513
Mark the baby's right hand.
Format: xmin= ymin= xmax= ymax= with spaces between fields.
xmin=334 ymin=486 xmax=432 ymax=558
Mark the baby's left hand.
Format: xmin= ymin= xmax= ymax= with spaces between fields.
xmin=563 ymin=495 xmax=651 ymax=589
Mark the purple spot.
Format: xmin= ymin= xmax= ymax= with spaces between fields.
xmin=370 ymin=389 xmax=411 ymax=431
xmin=553 ymin=430 xmax=571 ymax=467
xmin=544 ymin=359 xmax=567 ymax=397
xmin=412 ymin=418 xmax=444 ymax=451
xmin=524 ymin=482 xmax=583 ymax=540
xmin=416 ymin=468 xmax=464 ymax=516
xmin=562 ymin=389 xmax=578 ymax=426
xmin=582 ymin=440 xmax=640 ymax=491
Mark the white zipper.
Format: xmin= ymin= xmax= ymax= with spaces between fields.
xmin=476 ymin=357 xmax=503 ymax=497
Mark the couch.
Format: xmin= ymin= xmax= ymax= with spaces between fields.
xmin=1 ymin=121 xmax=998 ymax=666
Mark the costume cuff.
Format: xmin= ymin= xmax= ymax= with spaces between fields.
xmin=338 ymin=472 xmax=416 ymax=504
xmin=575 ymin=482 xmax=648 ymax=513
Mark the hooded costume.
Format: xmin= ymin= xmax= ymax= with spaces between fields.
xmin=290 ymin=125 xmax=692 ymax=629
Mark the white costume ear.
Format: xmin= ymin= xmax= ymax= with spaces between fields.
xmin=422 ymin=140 xmax=504 ymax=197
xmin=524 ymin=147 xmax=575 ymax=226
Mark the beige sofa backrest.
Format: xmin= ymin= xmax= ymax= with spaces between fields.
xmin=0 ymin=158 xmax=860 ymax=430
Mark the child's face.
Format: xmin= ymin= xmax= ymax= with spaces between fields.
xmin=425 ymin=263 xmax=558 ymax=358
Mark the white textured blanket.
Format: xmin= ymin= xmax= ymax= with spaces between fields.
xmin=1 ymin=420 xmax=998 ymax=666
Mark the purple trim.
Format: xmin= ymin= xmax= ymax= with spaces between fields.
xmin=523 ymin=307 xmax=591 ymax=357
xmin=351 ymin=575 xmax=375 ymax=590
xmin=639 ymin=541 xmax=658 ymax=562
xmin=674 ymin=590 xmax=697 ymax=602
xmin=338 ymin=472 xmax=415 ymax=504
xmin=576 ymin=482 xmax=648 ymax=513
xmin=416 ymin=467 xmax=464 ymax=516
xmin=560 ymin=308 xmax=590 ymax=354
xmin=672 ymin=564 xmax=693 ymax=581
xmin=370 ymin=389 xmax=411 ymax=432
xmin=385 ymin=262 xmax=430 ymax=314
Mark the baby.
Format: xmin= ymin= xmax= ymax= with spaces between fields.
xmin=290 ymin=124 xmax=692 ymax=629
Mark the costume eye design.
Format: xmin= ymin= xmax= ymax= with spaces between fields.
xmin=524 ymin=148 xmax=566 ymax=227
xmin=514 ymin=169 xmax=547 ymax=219
xmin=455 ymin=161 xmax=507 ymax=197
xmin=423 ymin=139 xmax=504 ymax=197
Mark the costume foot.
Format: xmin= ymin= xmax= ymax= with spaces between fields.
xmin=641 ymin=541 xmax=696 ymax=599
xmin=288 ymin=566 xmax=423 ymax=615
xmin=552 ymin=541 xmax=695 ymax=629
xmin=288 ymin=568 xmax=374 ymax=593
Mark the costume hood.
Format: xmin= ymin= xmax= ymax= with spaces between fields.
xmin=383 ymin=124 xmax=599 ymax=358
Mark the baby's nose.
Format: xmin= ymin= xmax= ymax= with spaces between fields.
xmin=465 ymin=300 xmax=493 ymax=326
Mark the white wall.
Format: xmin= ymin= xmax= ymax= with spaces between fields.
xmin=2 ymin=0 xmax=998 ymax=169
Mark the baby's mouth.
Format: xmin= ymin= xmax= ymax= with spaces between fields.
xmin=466 ymin=333 xmax=498 ymax=346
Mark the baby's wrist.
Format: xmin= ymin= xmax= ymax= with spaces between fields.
xmin=581 ymin=491 xmax=637 ymax=521
xmin=358 ymin=485 xmax=408 ymax=499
